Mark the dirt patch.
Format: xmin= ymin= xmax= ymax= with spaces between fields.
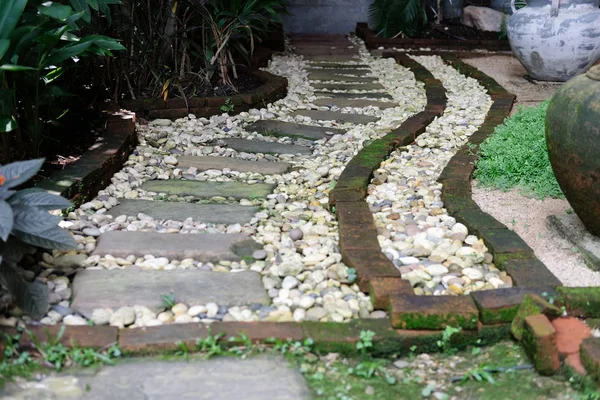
xmin=471 ymin=184 xmax=600 ymax=287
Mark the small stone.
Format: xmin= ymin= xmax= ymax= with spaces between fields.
xmin=188 ymin=305 xmax=207 ymax=316
xmin=306 ymin=307 xmax=328 ymax=321
xmin=252 ymin=250 xmax=267 ymax=260
xmin=175 ymin=314 xmax=193 ymax=323
xmin=91 ymin=308 xmax=113 ymax=326
xmin=63 ymin=315 xmax=88 ymax=326
xmin=369 ymin=310 xmax=387 ymax=319
xmin=462 ymin=267 xmax=484 ymax=281
xmin=110 ymin=306 xmax=135 ymax=328
xmin=157 ymin=311 xmax=174 ymax=323
xmin=164 ymin=156 xmax=178 ymax=165
xmin=206 ymin=302 xmax=219 ymax=318
xmin=281 ymin=276 xmax=299 ymax=290
xmin=393 ymin=360 xmax=410 ymax=369
xmin=289 ymin=228 xmax=304 ymax=241
xmin=171 ymin=303 xmax=189 ymax=315
xmin=425 ymin=264 xmax=449 ymax=276
xmin=365 ymin=386 xmax=375 ymax=396
xmin=299 ymin=296 xmax=316 ymax=309
xmin=82 ymin=228 xmax=101 ymax=237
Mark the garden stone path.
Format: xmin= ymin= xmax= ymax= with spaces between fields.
xmin=72 ymin=269 xmax=269 ymax=317
xmin=177 ymin=155 xmax=292 ymax=174
xmin=246 ymin=120 xmax=345 ymax=140
xmin=92 ymin=231 xmax=259 ymax=260
xmin=141 ymin=180 xmax=275 ymax=200
xmin=308 ymin=72 xmax=377 ymax=83
xmin=0 ymin=356 xmax=311 ymax=400
xmin=306 ymin=67 xmax=370 ymax=76
xmin=314 ymin=91 xmax=393 ymax=100
xmin=311 ymin=82 xmax=386 ymax=91
xmin=223 ymin=138 xmax=312 ymax=155
xmin=107 ymin=200 xmax=259 ymax=225
xmin=289 ymin=109 xmax=379 ymax=124
xmin=312 ymin=98 xmax=397 ymax=109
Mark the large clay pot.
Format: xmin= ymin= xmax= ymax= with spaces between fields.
xmin=546 ymin=65 xmax=600 ymax=236
xmin=507 ymin=0 xmax=600 ymax=81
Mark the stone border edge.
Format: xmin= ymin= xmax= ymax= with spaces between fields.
xmin=120 ymin=70 xmax=288 ymax=121
xmin=35 ymin=105 xmax=137 ymax=208
xmin=355 ymin=23 xmax=511 ymax=52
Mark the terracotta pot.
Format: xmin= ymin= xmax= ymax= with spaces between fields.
xmin=546 ymin=65 xmax=600 ymax=236
xmin=507 ymin=0 xmax=600 ymax=81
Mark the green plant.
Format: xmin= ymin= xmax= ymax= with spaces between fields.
xmin=196 ymin=330 xmax=226 ymax=358
xmin=0 ymin=158 xmax=76 ymax=319
xmin=461 ymin=364 xmax=496 ymax=384
xmin=220 ymin=97 xmax=234 ymax=112
xmin=0 ymin=0 xmax=124 ymax=158
xmin=356 ymin=330 xmax=375 ymax=357
xmin=160 ymin=293 xmax=176 ymax=309
xmin=368 ymin=0 xmax=428 ymax=38
xmin=437 ymin=326 xmax=461 ymax=353
xmin=474 ymin=100 xmax=564 ymax=199
xmin=347 ymin=268 xmax=357 ymax=284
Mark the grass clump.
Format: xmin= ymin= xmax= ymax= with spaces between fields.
xmin=474 ymin=100 xmax=564 ymax=199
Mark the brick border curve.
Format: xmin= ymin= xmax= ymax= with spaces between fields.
xmin=119 ymin=70 xmax=288 ymax=121
xmin=355 ymin=23 xmax=511 ymax=52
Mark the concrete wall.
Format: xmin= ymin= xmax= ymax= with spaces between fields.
xmin=282 ymin=0 xmax=372 ymax=34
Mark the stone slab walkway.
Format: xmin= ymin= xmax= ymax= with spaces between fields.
xmin=72 ymin=269 xmax=269 ymax=316
xmin=308 ymin=63 xmax=370 ymax=69
xmin=312 ymin=98 xmax=397 ymax=109
xmin=306 ymin=67 xmax=369 ymax=76
xmin=0 ymin=356 xmax=311 ymax=400
xmin=107 ymin=200 xmax=259 ymax=224
xmin=141 ymin=180 xmax=275 ymax=200
xmin=308 ymin=72 xmax=377 ymax=83
xmin=290 ymin=109 xmax=379 ymax=124
xmin=93 ymin=231 xmax=259 ymax=260
xmin=223 ymin=138 xmax=312 ymax=155
xmin=311 ymin=82 xmax=386 ymax=91
xmin=314 ymin=91 xmax=393 ymax=100
xmin=246 ymin=120 xmax=345 ymax=140
xmin=177 ymin=155 xmax=292 ymax=175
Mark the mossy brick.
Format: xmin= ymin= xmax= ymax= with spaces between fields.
xmin=336 ymin=164 xmax=373 ymax=191
xmin=189 ymin=107 xmax=222 ymax=118
xmin=454 ymin=207 xmax=508 ymax=237
xmin=119 ymin=324 xmax=209 ymax=354
xmin=120 ymin=98 xmax=165 ymax=111
xmin=340 ymin=248 xmax=399 ymax=291
xmin=523 ymin=314 xmax=560 ymax=375
xmin=302 ymin=319 xmax=400 ymax=355
xmin=503 ymin=258 xmax=562 ymax=288
xmin=557 ymin=287 xmax=600 ymax=318
xmin=472 ymin=287 xmax=558 ymax=325
xmin=336 ymin=202 xmax=381 ymax=251
xmin=186 ymin=97 xmax=207 ymax=108
xmin=389 ymin=295 xmax=479 ymax=330
xmin=165 ymin=99 xmax=188 ymax=109
xmin=148 ymin=108 xmax=189 ymax=119
xmin=441 ymin=193 xmax=478 ymax=214
xmin=11 ymin=325 xmax=118 ymax=350
xmin=581 ymin=338 xmax=600 ymax=381
xmin=369 ymin=277 xmax=414 ymax=310
xmin=477 ymin=322 xmax=512 ymax=344
xmin=329 ymin=188 xmax=365 ymax=205
xmin=477 ymin=228 xmax=534 ymax=262
xmin=438 ymin=160 xmax=474 ymax=183
xmin=511 ymin=294 xmax=562 ymax=340
xmin=441 ymin=178 xmax=471 ymax=197
xmin=209 ymin=322 xmax=304 ymax=344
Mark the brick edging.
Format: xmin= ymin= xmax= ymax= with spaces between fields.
xmin=35 ymin=105 xmax=137 ymax=207
xmin=119 ymin=70 xmax=288 ymax=120
xmin=355 ymin=23 xmax=511 ymax=52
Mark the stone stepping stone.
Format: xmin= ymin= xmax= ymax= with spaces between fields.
xmin=307 ymin=62 xmax=370 ymax=69
xmin=223 ymin=138 xmax=312 ymax=155
xmin=312 ymin=82 xmax=386 ymax=91
xmin=314 ymin=91 xmax=394 ymax=100
xmin=107 ymin=200 xmax=259 ymax=225
xmin=141 ymin=180 xmax=274 ymax=200
xmin=303 ymin=55 xmax=360 ymax=62
xmin=177 ymin=155 xmax=291 ymax=175
xmin=312 ymin=98 xmax=397 ymax=109
xmin=2 ymin=356 xmax=312 ymax=399
xmin=71 ymin=269 xmax=269 ymax=317
xmin=92 ymin=231 xmax=259 ymax=261
xmin=246 ymin=120 xmax=345 ymax=141
xmin=290 ymin=110 xmax=379 ymax=125
xmin=308 ymin=72 xmax=377 ymax=83
xmin=307 ymin=67 xmax=370 ymax=76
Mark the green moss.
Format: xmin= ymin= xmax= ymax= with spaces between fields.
xmin=396 ymin=313 xmax=478 ymax=331
xmin=511 ymin=294 xmax=562 ymax=340
xmin=480 ymin=306 xmax=520 ymax=325
xmin=558 ymin=286 xmax=600 ymax=318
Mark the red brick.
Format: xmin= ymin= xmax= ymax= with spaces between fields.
xmin=148 ymin=108 xmax=188 ymax=119
xmin=209 ymin=322 xmax=303 ymax=343
xmin=566 ymin=352 xmax=587 ymax=375
xmin=119 ymin=324 xmax=209 ymax=353
xmin=16 ymin=325 xmax=118 ymax=349
xmin=389 ymin=295 xmax=479 ymax=330
xmin=552 ymin=317 xmax=592 ymax=356
xmin=523 ymin=314 xmax=560 ymax=375
xmin=369 ymin=277 xmax=414 ymax=310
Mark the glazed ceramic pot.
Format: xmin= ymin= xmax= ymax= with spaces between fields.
xmin=507 ymin=0 xmax=600 ymax=81
xmin=546 ymin=65 xmax=600 ymax=236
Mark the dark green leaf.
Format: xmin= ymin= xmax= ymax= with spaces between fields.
xmin=0 ymin=159 xmax=44 ymax=189
xmin=0 ymin=64 xmax=37 ymax=71
xmin=46 ymin=41 xmax=93 ymax=65
xmin=0 ymin=200 xmax=13 ymax=242
xmin=38 ymin=3 xmax=74 ymax=21
xmin=0 ymin=38 xmax=9 ymax=60
xmin=0 ymin=0 xmax=27 ymax=39
xmin=70 ymin=0 xmax=91 ymax=23
xmin=8 ymin=189 xmax=72 ymax=210
xmin=0 ymin=262 xmax=49 ymax=320
xmin=13 ymin=226 xmax=77 ymax=250
xmin=0 ymin=236 xmax=34 ymax=263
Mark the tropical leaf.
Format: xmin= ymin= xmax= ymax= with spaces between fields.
xmin=0 ymin=200 xmax=13 ymax=242
xmin=0 ymin=116 xmax=17 ymax=133
xmin=0 ymin=0 xmax=27 ymax=39
xmin=7 ymin=188 xmax=72 ymax=210
xmin=38 ymin=3 xmax=74 ymax=21
xmin=12 ymin=226 xmax=77 ymax=250
xmin=368 ymin=0 xmax=427 ymax=38
xmin=0 ymin=159 xmax=44 ymax=189
xmin=0 ymin=261 xmax=49 ymax=320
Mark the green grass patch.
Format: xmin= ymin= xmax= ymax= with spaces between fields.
xmin=474 ymin=100 xmax=564 ymax=199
